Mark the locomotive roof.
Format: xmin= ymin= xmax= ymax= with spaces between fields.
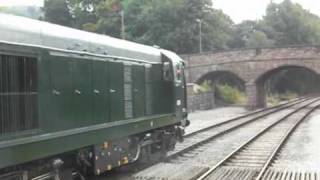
xmin=0 ymin=13 xmax=162 ymax=63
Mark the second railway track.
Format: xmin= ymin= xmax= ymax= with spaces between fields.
xmin=197 ymin=97 xmax=320 ymax=180
xmin=167 ymin=97 xmax=309 ymax=159
xmin=132 ymin=97 xmax=319 ymax=180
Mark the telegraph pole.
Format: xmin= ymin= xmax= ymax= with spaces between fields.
xmin=120 ymin=10 xmax=125 ymax=40
xmin=197 ymin=19 xmax=202 ymax=53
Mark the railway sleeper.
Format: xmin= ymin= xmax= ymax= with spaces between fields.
xmin=224 ymin=162 xmax=264 ymax=168
xmin=261 ymin=169 xmax=320 ymax=180
xmin=233 ymin=156 xmax=269 ymax=160
xmin=229 ymin=159 xmax=268 ymax=164
xmin=206 ymin=167 xmax=259 ymax=180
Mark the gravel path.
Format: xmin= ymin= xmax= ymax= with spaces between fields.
xmin=186 ymin=107 xmax=248 ymax=135
xmin=272 ymin=108 xmax=320 ymax=171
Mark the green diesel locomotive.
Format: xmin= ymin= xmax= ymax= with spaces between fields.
xmin=0 ymin=14 xmax=188 ymax=179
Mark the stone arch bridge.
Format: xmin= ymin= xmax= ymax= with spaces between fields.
xmin=182 ymin=46 xmax=320 ymax=109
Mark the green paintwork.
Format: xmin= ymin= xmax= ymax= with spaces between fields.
xmin=0 ymin=114 xmax=176 ymax=169
xmin=92 ymin=60 xmax=109 ymax=124
xmin=49 ymin=56 xmax=74 ymax=130
xmin=133 ymin=65 xmax=146 ymax=118
xmin=72 ymin=58 xmax=93 ymax=126
xmin=109 ymin=61 xmax=125 ymax=121
xmin=0 ymin=15 xmax=187 ymax=170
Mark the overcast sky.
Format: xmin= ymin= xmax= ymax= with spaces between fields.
xmin=213 ymin=0 xmax=320 ymax=23
xmin=0 ymin=0 xmax=319 ymax=24
xmin=0 ymin=0 xmax=43 ymax=7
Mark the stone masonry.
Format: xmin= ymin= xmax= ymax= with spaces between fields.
xmin=187 ymin=84 xmax=215 ymax=112
xmin=183 ymin=46 xmax=320 ymax=109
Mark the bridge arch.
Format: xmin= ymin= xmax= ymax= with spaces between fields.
xmin=196 ymin=70 xmax=246 ymax=86
xmin=255 ymin=65 xmax=319 ymax=84
xmin=253 ymin=64 xmax=320 ymax=84
xmin=184 ymin=46 xmax=320 ymax=109
xmin=188 ymin=64 xmax=247 ymax=85
xmin=195 ymin=70 xmax=247 ymax=106
xmin=247 ymin=65 xmax=320 ymax=109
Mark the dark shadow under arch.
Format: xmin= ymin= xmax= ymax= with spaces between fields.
xmin=197 ymin=71 xmax=247 ymax=106
xmin=256 ymin=65 xmax=319 ymax=84
xmin=255 ymin=65 xmax=320 ymax=106
xmin=197 ymin=71 xmax=246 ymax=90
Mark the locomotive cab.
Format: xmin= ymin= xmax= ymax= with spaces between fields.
xmin=161 ymin=50 xmax=189 ymax=127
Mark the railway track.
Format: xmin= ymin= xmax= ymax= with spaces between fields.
xmin=132 ymin=97 xmax=318 ymax=180
xmin=185 ymin=98 xmax=305 ymax=137
xmin=196 ymin=98 xmax=320 ymax=180
xmin=167 ymin=97 xmax=309 ymax=159
xmin=94 ymin=100 xmax=309 ymax=180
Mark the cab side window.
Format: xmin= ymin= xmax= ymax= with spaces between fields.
xmin=163 ymin=61 xmax=173 ymax=81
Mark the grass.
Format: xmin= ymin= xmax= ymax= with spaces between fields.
xmin=216 ymin=84 xmax=247 ymax=105
xmin=267 ymin=91 xmax=298 ymax=106
xmin=193 ymin=80 xmax=213 ymax=94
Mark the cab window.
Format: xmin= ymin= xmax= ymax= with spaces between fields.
xmin=163 ymin=61 xmax=173 ymax=81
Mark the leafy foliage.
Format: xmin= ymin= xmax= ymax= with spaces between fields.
xmin=42 ymin=0 xmax=234 ymax=54
xmin=216 ymin=84 xmax=246 ymax=105
xmin=10 ymin=0 xmax=320 ymax=52
xmin=197 ymin=80 xmax=212 ymax=94
xmin=231 ymin=0 xmax=320 ymax=48
xmin=267 ymin=91 xmax=298 ymax=106
xmin=263 ymin=0 xmax=320 ymax=45
xmin=43 ymin=0 xmax=73 ymax=26
xmin=246 ymin=31 xmax=275 ymax=48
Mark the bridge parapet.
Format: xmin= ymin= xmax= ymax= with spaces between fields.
xmin=183 ymin=46 xmax=320 ymax=68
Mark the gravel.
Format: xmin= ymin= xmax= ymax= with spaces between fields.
xmin=133 ymin=108 xmax=295 ymax=180
xmin=272 ymin=109 xmax=320 ymax=171
xmin=92 ymin=107 xmax=249 ymax=180
xmin=186 ymin=107 xmax=248 ymax=135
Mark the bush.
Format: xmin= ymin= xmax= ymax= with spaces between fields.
xmin=279 ymin=91 xmax=298 ymax=101
xmin=216 ymin=84 xmax=246 ymax=104
xmin=194 ymin=81 xmax=213 ymax=94
xmin=267 ymin=95 xmax=280 ymax=106
xmin=267 ymin=91 xmax=298 ymax=105
xmin=199 ymin=81 xmax=212 ymax=93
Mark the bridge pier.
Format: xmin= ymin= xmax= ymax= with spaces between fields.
xmin=246 ymin=83 xmax=266 ymax=110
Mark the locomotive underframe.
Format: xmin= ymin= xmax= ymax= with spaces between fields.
xmin=0 ymin=124 xmax=184 ymax=180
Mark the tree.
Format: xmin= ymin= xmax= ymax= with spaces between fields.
xmin=123 ymin=0 xmax=233 ymax=53
xmin=246 ymin=31 xmax=274 ymax=48
xmin=263 ymin=0 xmax=320 ymax=45
xmin=228 ymin=0 xmax=320 ymax=48
xmin=228 ymin=20 xmax=257 ymax=48
xmin=43 ymin=0 xmax=73 ymax=26
xmin=95 ymin=0 xmax=123 ymax=37
xmin=42 ymin=0 xmax=235 ymax=54
xmin=68 ymin=0 xmax=99 ymax=31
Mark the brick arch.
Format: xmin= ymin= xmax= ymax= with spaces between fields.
xmin=252 ymin=61 xmax=320 ymax=84
xmin=195 ymin=70 xmax=246 ymax=85
xmin=256 ymin=64 xmax=319 ymax=84
xmin=187 ymin=64 xmax=247 ymax=84
xmin=246 ymin=63 xmax=320 ymax=109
